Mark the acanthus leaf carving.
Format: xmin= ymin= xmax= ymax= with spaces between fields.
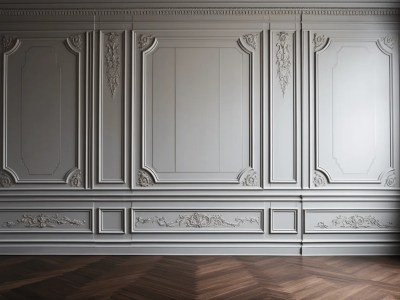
xmin=137 ymin=169 xmax=154 ymax=187
xmin=138 ymin=34 xmax=154 ymax=51
xmin=275 ymin=32 xmax=291 ymax=97
xmin=3 ymin=213 xmax=86 ymax=228
xmin=313 ymin=33 xmax=327 ymax=51
xmin=135 ymin=212 xmax=259 ymax=228
xmin=69 ymin=169 xmax=83 ymax=187
xmin=67 ymin=34 xmax=83 ymax=52
xmin=385 ymin=173 xmax=396 ymax=187
xmin=240 ymin=169 xmax=258 ymax=187
xmin=0 ymin=171 xmax=13 ymax=188
xmin=315 ymin=215 xmax=396 ymax=230
xmin=313 ymin=171 xmax=327 ymax=187
xmin=1 ymin=35 xmax=17 ymax=53
xmin=105 ymin=32 xmax=120 ymax=97
xmin=243 ymin=33 xmax=258 ymax=50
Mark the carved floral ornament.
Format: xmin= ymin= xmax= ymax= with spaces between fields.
xmin=67 ymin=34 xmax=83 ymax=52
xmin=69 ymin=169 xmax=83 ymax=187
xmin=2 ymin=213 xmax=86 ymax=229
xmin=313 ymin=171 xmax=327 ymax=187
xmin=1 ymin=35 xmax=17 ymax=53
xmin=105 ymin=32 xmax=120 ymax=97
xmin=385 ymin=173 xmax=396 ymax=187
xmin=138 ymin=34 xmax=154 ymax=50
xmin=0 ymin=171 xmax=13 ymax=188
xmin=242 ymin=33 xmax=258 ymax=50
xmin=315 ymin=215 xmax=396 ymax=230
xmin=275 ymin=32 xmax=291 ymax=97
xmin=313 ymin=33 xmax=327 ymax=51
xmin=137 ymin=169 xmax=154 ymax=187
xmin=135 ymin=212 xmax=260 ymax=229
xmin=241 ymin=169 xmax=258 ymax=187
xmin=382 ymin=35 xmax=395 ymax=50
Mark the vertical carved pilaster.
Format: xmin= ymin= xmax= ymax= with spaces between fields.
xmin=275 ymin=32 xmax=291 ymax=97
xmin=104 ymin=32 xmax=120 ymax=97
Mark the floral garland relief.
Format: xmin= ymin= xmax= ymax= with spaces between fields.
xmin=275 ymin=32 xmax=291 ymax=97
xmin=3 ymin=213 xmax=86 ymax=229
xmin=316 ymin=215 xmax=396 ymax=230
xmin=105 ymin=32 xmax=120 ymax=97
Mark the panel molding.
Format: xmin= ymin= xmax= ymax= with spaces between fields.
xmin=98 ymin=208 xmax=126 ymax=234
xmin=270 ymin=208 xmax=298 ymax=234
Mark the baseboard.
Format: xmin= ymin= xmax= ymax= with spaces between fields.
xmin=302 ymin=242 xmax=400 ymax=256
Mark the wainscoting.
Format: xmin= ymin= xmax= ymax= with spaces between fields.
xmin=0 ymin=1 xmax=399 ymax=255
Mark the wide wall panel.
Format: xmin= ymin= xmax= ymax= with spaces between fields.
xmin=0 ymin=31 xmax=88 ymax=189
xmin=310 ymin=30 xmax=399 ymax=189
xmin=134 ymin=30 xmax=261 ymax=189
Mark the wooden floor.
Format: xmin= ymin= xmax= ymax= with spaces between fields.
xmin=0 ymin=256 xmax=400 ymax=299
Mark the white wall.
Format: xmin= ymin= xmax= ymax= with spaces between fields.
xmin=0 ymin=2 xmax=399 ymax=255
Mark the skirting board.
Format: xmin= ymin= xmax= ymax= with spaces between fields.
xmin=0 ymin=242 xmax=399 ymax=255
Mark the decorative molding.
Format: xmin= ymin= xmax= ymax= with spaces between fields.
xmin=67 ymin=34 xmax=83 ymax=52
xmin=2 ymin=213 xmax=86 ymax=228
xmin=315 ymin=215 xmax=396 ymax=230
xmin=0 ymin=8 xmax=399 ymax=17
xmin=275 ymin=32 xmax=291 ymax=97
xmin=313 ymin=171 xmax=327 ymax=187
xmin=242 ymin=33 xmax=257 ymax=50
xmin=104 ymin=32 xmax=120 ymax=97
xmin=135 ymin=212 xmax=259 ymax=229
xmin=1 ymin=35 xmax=17 ymax=53
xmin=137 ymin=169 xmax=154 ymax=187
xmin=382 ymin=35 xmax=395 ymax=49
xmin=69 ymin=169 xmax=83 ymax=187
xmin=138 ymin=34 xmax=154 ymax=51
xmin=0 ymin=171 xmax=13 ymax=188
xmin=385 ymin=173 xmax=396 ymax=187
xmin=240 ymin=169 xmax=258 ymax=187
xmin=313 ymin=33 xmax=327 ymax=51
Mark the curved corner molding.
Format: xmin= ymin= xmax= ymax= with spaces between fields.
xmin=137 ymin=169 xmax=154 ymax=187
xmin=105 ymin=32 xmax=120 ymax=97
xmin=136 ymin=212 xmax=259 ymax=228
xmin=1 ymin=35 xmax=18 ymax=53
xmin=315 ymin=215 xmax=396 ymax=230
xmin=2 ymin=213 xmax=86 ymax=228
xmin=313 ymin=33 xmax=328 ymax=51
xmin=313 ymin=171 xmax=327 ymax=187
xmin=385 ymin=173 xmax=396 ymax=187
xmin=240 ymin=169 xmax=258 ymax=187
xmin=68 ymin=169 xmax=83 ymax=187
xmin=276 ymin=32 xmax=291 ymax=97
xmin=0 ymin=170 xmax=13 ymax=188
xmin=67 ymin=34 xmax=83 ymax=52
xmin=138 ymin=34 xmax=154 ymax=51
xmin=242 ymin=33 xmax=258 ymax=50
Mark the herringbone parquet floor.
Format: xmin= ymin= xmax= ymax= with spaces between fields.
xmin=0 ymin=256 xmax=400 ymax=299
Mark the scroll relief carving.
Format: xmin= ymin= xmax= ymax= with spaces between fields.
xmin=137 ymin=169 xmax=154 ymax=187
xmin=313 ymin=171 xmax=327 ymax=187
xmin=2 ymin=213 xmax=86 ymax=228
xmin=67 ymin=34 xmax=83 ymax=52
xmin=240 ymin=169 xmax=258 ymax=186
xmin=0 ymin=171 xmax=13 ymax=188
xmin=69 ymin=169 xmax=83 ymax=187
xmin=138 ymin=34 xmax=154 ymax=50
xmin=315 ymin=215 xmax=396 ymax=230
xmin=1 ymin=35 xmax=17 ymax=53
xmin=105 ymin=32 xmax=120 ymax=97
xmin=382 ymin=35 xmax=395 ymax=49
xmin=313 ymin=34 xmax=327 ymax=51
xmin=275 ymin=32 xmax=291 ymax=97
xmin=243 ymin=33 xmax=258 ymax=50
xmin=385 ymin=173 xmax=396 ymax=187
xmin=135 ymin=212 xmax=260 ymax=229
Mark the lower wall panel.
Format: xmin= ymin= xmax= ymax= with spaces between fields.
xmin=0 ymin=199 xmax=399 ymax=255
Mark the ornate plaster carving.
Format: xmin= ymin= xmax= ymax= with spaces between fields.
xmin=1 ymin=35 xmax=17 ymax=53
xmin=313 ymin=171 xmax=327 ymax=187
xmin=275 ymin=32 xmax=291 ymax=97
xmin=240 ymin=169 xmax=258 ymax=187
xmin=0 ymin=171 xmax=13 ymax=188
xmin=385 ymin=173 xmax=396 ymax=187
xmin=136 ymin=212 xmax=259 ymax=228
xmin=313 ymin=33 xmax=327 ymax=51
xmin=242 ymin=33 xmax=257 ymax=50
xmin=67 ymin=34 xmax=83 ymax=52
xmin=315 ymin=215 xmax=396 ymax=230
xmin=137 ymin=169 xmax=154 ymax=187
xmin=0 ymin=8 xmax=398 ymax=17
xmin=382 ymin=35 xmax=395 ymax=49
xmin=3 ymin=213 xmax=86 ymax=228
xmin=138 ymin=34 xmax=154 ymax=50
xmin=69 ymin=169 xmax=83 ymax=187
xmin=105 ymin=32 xmax=120 ymax=97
